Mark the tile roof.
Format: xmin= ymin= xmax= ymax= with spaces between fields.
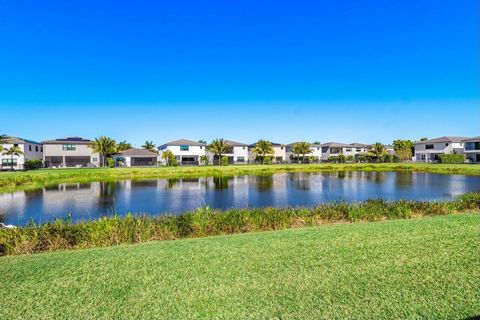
xmin=117 ymin=148 xmax=159 ymax=157
xmin=415 ymin=136 xmax=468 ymax=144
xmin=42 ymin=137 xmax=91 ymax=144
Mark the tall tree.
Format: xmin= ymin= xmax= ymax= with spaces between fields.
xmin=4 ymin=146 xmax=24 ymax=170
xmin=142 ymin=141 xmax=156 ymax=152
xmin=208 ymin=139 xmax=229 ymax=165
xmin=116 ymin=140 xmax=132 ymax=152
xmin=292 ymin=142 xmax=312 ymax=163
xmin=0 ymin=134 xmax=10 ymax=153
xmin=161 ymin=150 xmax=176 ymax=166
xmin=89 ymin=136 xmax=117 ymax=167
xmin=368 ymin=142 xmax=387 ymax=162
xmin=393 ymin=139 xmax=414 ymax=162
xmin=198 ymin=140 xmax=207 ymax=144
xmin=252 ymin=140 xmax=274 ymax=164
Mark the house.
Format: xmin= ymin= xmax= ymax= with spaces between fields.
xmin=319 ymin=142 xmax=350 ymax=161
xmin=0 ymin=136 xmax=43 ymax=170
xmin=158 ymin=139 xmax=206 ymax=165
xmin=285 ymin=142 xmax=322 ymax=163
xmin=348 ymin=143 xmax=370 ymax=156
xmin=248 ymin=142 xmax=287 ymax=164
xmin=113 ymin=148 xmax=159 ymax=167
xmin=208 ymin=140 xmax=249 ymax=164
xmin=462 ymin=136 xmax=480 ymax=163
xmin=414 ymin=136 xmax=467 ymax=163
xmin=42 ymin=137 xmax=100 ymax=168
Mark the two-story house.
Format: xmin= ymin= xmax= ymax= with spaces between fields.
xmin=42 ymin=137 xmax=100 ymax=168
xmin=248 ymin=142 xmax=287 ymax=164
xmin=208 ymin=140 xmax=249 ymax=164
xmin=414 ymin=136 xmax=467 ymax=162
xmin=285 ymin=142 xmax=322 ymax=163
xmin=158 ymin=139 xmax=207 ymax=165
xmin=463 ymin=136 xmax=480 ymax=163
xmin=0 ymin=136 xmax=43 ymax=170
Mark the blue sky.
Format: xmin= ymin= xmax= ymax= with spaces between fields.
xmin=0 ymin=0 xmax=478 ymax=145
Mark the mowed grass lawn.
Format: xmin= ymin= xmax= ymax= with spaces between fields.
xmin=1 ymin=214 xmax=479 ymax=319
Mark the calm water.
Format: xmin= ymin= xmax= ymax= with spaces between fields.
xmin=1 ymin=171 xmax=479 ymax=226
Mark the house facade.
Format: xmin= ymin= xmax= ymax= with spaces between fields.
xmin=285 ymin=142 xmax=322 ymax=163
xmin=158 ymin=139 xmax=207 ymax=165
xmin=463 ymin=136 xmax=480 ymax=163
xmin=319 ymin=142 xmax=349 ymax=161
xmin=208 ymin=140 xmax=249 ymax=164
xmin=0 ymin=136 xmax=43 ymax=170
xmin=113 ymin=148 xmax=159 ymax=167
xmin=248 ymin=142 xmax=287 ymax=164
xmin=42 ymin=137 xmax=100 ymax=168
xmin=414 ymin=136 xmax=467 ymax=163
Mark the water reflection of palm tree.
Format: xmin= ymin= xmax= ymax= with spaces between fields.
xmin=395 ymin=172 xmax=413 ymax=187
xmin=291 ymin=173 xmax=310 ymax=190
xmin=213 ymin=176 xmax=230 ymax=189
xmin=98 ymin=182 xmax=116 ymax=213
xmin=255 ymin=175 xmax=274 ymax=192
xmin=166 ymin=178 xmax=179 ymax=190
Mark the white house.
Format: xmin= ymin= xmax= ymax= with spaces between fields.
xmin=0 ymin=136 xmax=43 ymax=170
xmin=414 ymin=136 xmax=467 ymax=162
xmin=319 ymin=142 xmax=349 ymax=161
xmin=285 ymin=142 xmax=322 ymax=163
xmin=113 ymin=148 xmax=159 ymax=167
xmin=248 ymin=142 xmax=287 ymax=164
xmin=462 ymin=136 xmax=480 ymax=163
xmin=42 ymin=137 xmax=100 ymax=168
xmin=208 ymin=140 xmax=249 ymax=164
xmin=158 ymin=139 xmax=207 ymax=165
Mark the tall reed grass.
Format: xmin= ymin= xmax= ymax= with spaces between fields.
xmin=1 ymin=192 xmax=479 ymax=256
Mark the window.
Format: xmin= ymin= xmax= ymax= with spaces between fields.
xmin=180 ymin=145 xmax=189 ymax=151
xmin=41 ymin=147 xmax=43 ymax=152
xmin=321 ymin=147 xmax=329 ymax=153
xmin=63 ymin=144 xmax=76 ymax=151
xmin=29 ymin=145 xmax=32 ymax=151
xmin=2 ymin=159 xmax=17 ymax=165
xmin=425 ymin=144 xmax=434 ymax=150
xmin=14 ymin=144 xmax=18 ymax=147
xmin=445 ymin=143 xmax=449 ymax=146
xmin=92 ymin=158 xmax=98 ymax=162
xmin=242 ymin=146 xmax=246 ymax=150
xmin=345 ymin=148 xmax=352 ymax=152
xmin=356 ymin=148 xmax=362 ymax=152
xmin=237 ymin=157 xmax=245 ymax=163
xmin=200 ymin=146 xmax=203 ymax=149
xmin=35 ymin=146 xmax=38 ymax=152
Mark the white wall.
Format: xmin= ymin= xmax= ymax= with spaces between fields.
xmin=0 ymin=142 xmax=43 ymax=170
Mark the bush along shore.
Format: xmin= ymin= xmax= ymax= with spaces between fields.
xmin=1 ymin=192 xmax=479 ymax=256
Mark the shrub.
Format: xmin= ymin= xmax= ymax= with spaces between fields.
xmin=106 ymin=157 xmax=115 ymax=168
xmin=24 ymin=159 xmax=43 ymax=170
xmin=438 ymin=154 xmax=465 ymax=164
xmin=220 ymin=156 xmax=229 ymax=166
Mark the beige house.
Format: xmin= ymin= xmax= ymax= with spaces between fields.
xmin=42 ymin=137 xmax=100 ymax=168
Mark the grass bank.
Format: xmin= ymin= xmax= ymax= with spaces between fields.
xmin=0 ymin=163 xmax=479 ymax=193
xmin=2 ymin=192 xmax=479 ymax=255
xmin=1 ymin=214 xmax=478 ymax=319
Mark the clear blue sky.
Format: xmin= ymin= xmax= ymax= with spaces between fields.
xmin=0 ymin=0 xmax=478 ymax=145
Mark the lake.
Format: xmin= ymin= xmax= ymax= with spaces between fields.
xmin=1 ymin=171 xmax=479 ymax=226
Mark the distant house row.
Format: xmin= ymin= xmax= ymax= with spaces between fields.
xmin=1 ymin=136 xmax=479 ymax=170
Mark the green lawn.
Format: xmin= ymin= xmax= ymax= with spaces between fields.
xmin=1 ymin=162 xmax=479 ymax=192
xmin=1 ymin=214 xmax=478 ymax=319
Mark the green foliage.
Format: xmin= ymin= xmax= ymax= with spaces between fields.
xmin=208 ymin=139 xmax=229 ymax=165
xmin=439 ymin=154 xmax=465 ymax=164
xmin=106 ymin=157 xmax=115 ymax=168
xmin=89 ymin=136 xmax=117 ymax=167
xmin=200 ymin=155 xmax=209 ymax=165
xmin=252 ymin=140 xmax=274 ymax=164
xmin=24 ymin=159 xmax=43 ymax=170
xmin=292 ymin=142 xmax=312 ymax=163
xmin=116 ymin=140 xmax=132 ymax=151
xmin=142 ymin=141 xmax=156 ymax=152
xmin=161 ymin=150 xmax=177 ymax=166
xmin=368 ymin=142 xmax=387 ymax=162
xmin=2 ymin=193 xmax=478 ymax=256
xmin=220 ymin=156 xmax=229 ymax=166
xmin=393 ymin=139 xmax=414 ymax=162
xmin=345 ymin=155 xmax=355 ymax=162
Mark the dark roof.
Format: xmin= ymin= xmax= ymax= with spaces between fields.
xmin=2 ymin=136 xmax=42 ymax=145
xmin=415 ymin=136 xmax=468 ymax=144
xmin=349 ymin=143 xmax=370 ymax=148
xmin=286 ymin=142 xmax=321 ymax=147
xmin=42 ymin=137 xmax=91 ymax=144
xmin=320 ymin=142 xmax=349 ymax=148
xmin=224 ymin=140 xmax=248 ymax=147
xmin=462 ymin=136 xmax=480 ymax=142
xmin=117 ymin=148 xmax=158 ymax=157
xmin=160 ymin=139 xmax=206 ymax=147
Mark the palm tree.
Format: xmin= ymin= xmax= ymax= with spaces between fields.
xmin=0 ymin=134 xmax=9 ymax=153
xmin=369 ymin=142 xmax=387 ymax=162
xmin=208 ymin=139 xmax=229 ymax=165
xmin=4 ymin=146 xmax=24 ymax=170
xmin=116 ymin=140 xmax=132 ymax=152
xmin=252 ymin=140 xmax=274 ymax=164
xmin=89 ymin=136 xmax=117 ymax=167
xmin=142 ymin=141 xmax=156 ymax=152
xmin=292 ymin=142 xmax=312 ymax=163
xmin=200 ymin=155 xmax=209 ymax=166
xmin=161 ymin=150 xmax=175 ymax=166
